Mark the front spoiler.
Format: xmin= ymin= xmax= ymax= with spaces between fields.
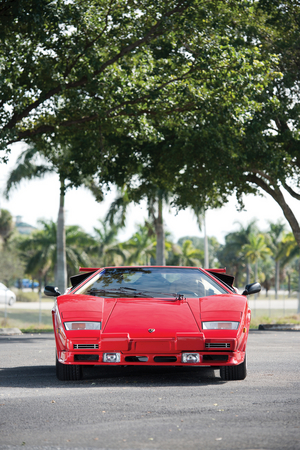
xmin=58 ymin=350 xmax=245 ymax=367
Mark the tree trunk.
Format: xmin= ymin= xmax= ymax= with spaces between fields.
xmin=56 ymin=178 xmax=67 ymax=294
xmin=275 ymin=260 xmax=280 ymax=300
xmin=298 ymin=260 xmax=300 ymax=314
xmin=155 ymin=197 xmax=165 ymax=265
xmin=247 ymin=174 xmax=300 ymax=248
xmin=204 ymin=212 xmax=209 ymax=268
xmin=246 ymin=262 xmax=250 ymax=285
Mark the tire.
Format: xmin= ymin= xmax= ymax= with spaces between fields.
xmin=56 ymin=354 xmax=82 ymax=381
xmin=220 ymin=354 xmax=247 ymax=381
xmin=8 ymin=297 xmax=14 ymax=306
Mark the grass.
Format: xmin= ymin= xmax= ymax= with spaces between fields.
xmin=250 ymin=313 xmax=300 ymax=329
xmin=12 ymin=290 xmax=50 ymax=302
xmin=0 ymin=308 xmax=53 ymax=332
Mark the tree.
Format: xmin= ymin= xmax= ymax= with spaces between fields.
xmin=179 ymin=240 xmax=203 ymax=267
xmin=106 ymin=186 xmax=170 ymax=265
xmin=89 ymin=220 xmax=126 ymax=267
xmin=18 ymin=220 xmax=92 ymax=289
xmin=265 ymin=221 xmax=286 ymax=299
xmin=242 ymin=233 xmax=271 ymax=285
xmin=94 ymin=1 xmax=300 ymax=252
xmin=123 ymin=223 xmax=156 ymax=266
xmin=0 ymin=209 xmax=14 ymax=246
xmin=192 ymin=205 xmax=209 ymax=268
xmin=218 ymin=221 xmax=258 ymax=286
xmin=1 ymin=1 xmax=276 ymax=177
xmin=4 ymin=145 xmax=103 ymax=292
xmin=277 ymin=231 xmax=300 ymax=312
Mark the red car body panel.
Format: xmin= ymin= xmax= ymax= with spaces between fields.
xmin=52 ymin=266 xmax=252 ymax=373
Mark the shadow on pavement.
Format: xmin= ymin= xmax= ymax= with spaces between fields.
xmin=0 ymin=364 xmax=224 ymax=388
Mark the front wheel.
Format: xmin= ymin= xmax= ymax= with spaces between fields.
xmin=220 ymin=354 xmax=247 ymax=381
xmin=56 ymin=354 xmax=82 ymax=381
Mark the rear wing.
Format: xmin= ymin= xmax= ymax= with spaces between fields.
xmin=206 ymin=268 xmax=235 ymax=288
xmin=70 ymin=269 xmax=99 ymax=288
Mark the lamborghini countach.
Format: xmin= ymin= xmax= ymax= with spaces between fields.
xmin=44 ymin=266 xmax=261 ymax=381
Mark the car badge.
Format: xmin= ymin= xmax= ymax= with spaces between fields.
xmin=148 ymin=328 xmax=155 ymax=333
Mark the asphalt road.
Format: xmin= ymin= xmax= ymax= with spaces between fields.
xmin=0 ymin=331 xmax=299 ymax=450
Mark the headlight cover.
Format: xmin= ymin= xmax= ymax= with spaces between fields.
xmin=64 ymin=321 xmax=101 ymax=330
xmin=202 ymin=321 xmax=239 ymax=330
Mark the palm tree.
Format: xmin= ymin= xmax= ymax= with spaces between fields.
xmin=192 ymin=205 xmax=209 ymax=268
xmin=0 ymin=209 xmax=14 ymax=247
xmin=18 ymin=220 xmax=92 ymax=290
xmin=266 ymin=221 xmax=286 ymax=299
xmin=277 ymin=232 xmax=300 ymax=312
xmin=242 ymin=233 xmax=271 ymax=284
xmin=106 ymin=186 xmax=170 ymax=265
xmin=220 ymin=220 xmax=258 ymax=286
xmin=89 ymin=220 xmax=126 ymax=267
xmin=123 ymin=223 xmax=156 ymax=265
xmin=179 ymin=240 xmax=204 ymax=267
xmin=5 ymin=145 xmax=102 ymax=293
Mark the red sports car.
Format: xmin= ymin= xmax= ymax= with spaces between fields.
xmin=44 ymin=266 xmax=261 ymax=381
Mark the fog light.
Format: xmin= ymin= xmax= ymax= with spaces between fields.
xmin=103 ymin=353 xmax=121 ymax=363
xmin=181 ymin=353 xmax=200 ymax=363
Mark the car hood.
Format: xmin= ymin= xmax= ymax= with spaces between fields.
xmin=58 ymin=293 xmax=247 ymax=334
xmin=103 ymin=298 xmax=201 ymax=338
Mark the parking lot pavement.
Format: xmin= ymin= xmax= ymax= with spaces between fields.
xmin=0 ymin=331 xmax=299 ymax=450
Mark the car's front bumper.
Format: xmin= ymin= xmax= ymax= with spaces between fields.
xmin=58 ymin=349 xmax=245 ymax=367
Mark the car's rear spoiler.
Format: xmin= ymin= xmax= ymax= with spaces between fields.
xmin=70 ymin=269 xmax=98 ymax=288
xmin=206 ymin=268 xmax=235 ymax=288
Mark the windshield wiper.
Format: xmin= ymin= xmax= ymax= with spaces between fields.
xmin=88 ymin=287 xmax=184 ymax=299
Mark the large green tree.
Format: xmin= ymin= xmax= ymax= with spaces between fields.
xmin=96 ymin=1 xmax=300 ymax=249
xmin=1 ymin=1 xmax=276 ymax=164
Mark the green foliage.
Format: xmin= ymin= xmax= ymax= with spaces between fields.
xmin=0 ymin=209 xmax=15 ymax=245
xmin=18 ymin=220 xmax=93 ymax=282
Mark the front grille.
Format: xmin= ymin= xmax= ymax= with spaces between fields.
xmin=205 ymin=343 xmax=230 ymax=348
xmin=74 ymin=344 xmax=99 ymax=349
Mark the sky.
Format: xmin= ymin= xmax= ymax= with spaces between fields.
xmin=0 ymin=142 xmax=299 ymax=244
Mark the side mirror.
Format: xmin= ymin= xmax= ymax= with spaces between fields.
xmin=44 ymin=285 xmax=61 ymax=297
xmin=242 ymin=282 xmax=261 ymax=296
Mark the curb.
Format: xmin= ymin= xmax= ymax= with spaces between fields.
xmin=0 ymin=328 xmax=23 ymax=336
xmin=258 ymin=324 xmax=300 ymax=331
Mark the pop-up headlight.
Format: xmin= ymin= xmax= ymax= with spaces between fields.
xmin=202 ymin=321 xmax=239 ymax=330
xmin=64 ymin=321 xmax=101 ymax=330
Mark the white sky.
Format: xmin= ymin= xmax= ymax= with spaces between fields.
xmin=0 ymin=142 xmax=299 ymax=244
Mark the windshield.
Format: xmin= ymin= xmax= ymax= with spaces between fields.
xmin=77 ymin=267 xmax=228 ymax=298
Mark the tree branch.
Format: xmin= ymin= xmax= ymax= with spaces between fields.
xmin=3 ymin=2 xmax=189 ymax=133
xmin=246 ymin=173 xmax=300 ymax=248
xmin=283 ymin=182 xmax=300 ymax=200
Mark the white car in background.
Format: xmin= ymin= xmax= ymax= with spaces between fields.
xmin=0 ymin=282 xmax=16 ymax=306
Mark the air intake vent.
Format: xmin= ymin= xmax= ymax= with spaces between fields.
xmin=153 ymin=356 xmax=177 ymax=363
xmin=125 ymin=356 xmax=148 ymax=362
xmin=205 ymin=343 xmax=230 ymax=348
xmin=74 ymin=354 xmax=99 ymax=361
xmin=203 ymin=355 xmax=228 ymax=362
xmin=74 ymin=344 xmax=99 ymax=349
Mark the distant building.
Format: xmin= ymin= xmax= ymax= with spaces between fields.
xmin=15 ymin=215 xmax=36 ymax=235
